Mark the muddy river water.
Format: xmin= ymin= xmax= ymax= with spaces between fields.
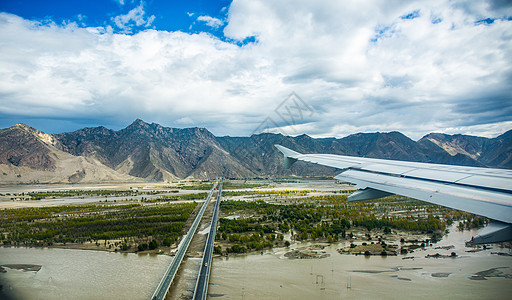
xmin=0 ymin=248 xmax=172 ymax=299
xmin=209 ymin=227 xmax=512 ymax=299
xmin=1 ymin=225 xmax=511 ymax=299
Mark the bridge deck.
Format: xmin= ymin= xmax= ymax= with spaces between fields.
xmin=193 ymin=179 xmax=223 ymax=300
xmin=151 ymin=179 xmax=219 ymax=300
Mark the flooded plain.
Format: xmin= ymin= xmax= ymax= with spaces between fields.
xmin=209 ymin=225 xmax=512 ymax=300
xmin=1 ymin=225 xmax=510 ymax=299
xmin=0 ymin=180 xmax=511 ymax=299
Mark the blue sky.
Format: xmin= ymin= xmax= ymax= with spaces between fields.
xmin=0 ymin=0 xmax=231 ymax=35
xmin=0 ymin=0 xmax=511 ymax=139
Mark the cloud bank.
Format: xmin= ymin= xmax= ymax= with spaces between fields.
xmin=0 ymin=0 xmax=511 ymax=139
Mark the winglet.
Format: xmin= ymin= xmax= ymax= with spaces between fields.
xmin=274 ymin=145 xmax=301 ymax=169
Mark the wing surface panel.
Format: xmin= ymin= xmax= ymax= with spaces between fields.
xmin=335 ymin=170 xmax=512 ymax=224
xmin=275 ymin=144 xmax=512 ymax=243
xmin=281 ymin=150 xmax=512 ymax=193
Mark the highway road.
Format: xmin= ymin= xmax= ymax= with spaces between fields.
xmin=151 ymin=179 xmax=219 ymax=300
xmin=193 ymin=178 xmax=223 ymax=300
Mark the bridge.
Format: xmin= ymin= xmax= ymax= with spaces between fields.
xmin=193 ymin=178 xmax=223 ymax=300
xmin=151 ymin=179 xmax=220 ymax=300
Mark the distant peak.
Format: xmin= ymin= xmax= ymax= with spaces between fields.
xmin=11 ymin=123 xmax=57 ymax=146
xmin=13 ymin=123 xmax=31 ymax=130
xmin=388 ymin=131 xmax=403 ymax=135
xmin=132 ymin=119 xmax=147 ymax=126
xmin=180 ymin=126 xmax=213 ymax=136
xmin=12 ymin=123 xmax=40 ymax=135
xmin=496 ymin=129 xmax=512 ymax=140
xmin=125 ymin=119 xmax=151 ymax=130
xmin=423 ymin=132 xmax=444 ymax=136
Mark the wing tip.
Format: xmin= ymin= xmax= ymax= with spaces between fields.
xmin=274 ymin=144 xmax=301 ymax=158
xmin=275 ymin=145 xmax=301 ymax=169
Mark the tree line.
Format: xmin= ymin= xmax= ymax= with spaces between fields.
xmin=0 ymin=202 xmax=197 ymax=252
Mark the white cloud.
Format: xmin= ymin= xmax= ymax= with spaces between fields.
xmin=0 ymin=0 xmax=511 ymax=139
xmin=112 ymin=1 xmax=155 ymax=32
xmin=197 ymin=15 xmax=224 ymax=28
xmin=437 ymin=121 xmax=512 ymax=138
xmin=223 ymin=0 xmax=512 ymax=138
xmin=175 ymin=117 xmax=195 ymax=125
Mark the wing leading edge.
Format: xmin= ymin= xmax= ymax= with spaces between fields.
xmin=274 ymin=144 xmax=512 ymax=244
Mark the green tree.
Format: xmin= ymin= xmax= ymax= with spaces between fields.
xmin=120 ymin=243 xmax=129 ymax=251
xmin=148 ymin=239 xmax=159 ymax=250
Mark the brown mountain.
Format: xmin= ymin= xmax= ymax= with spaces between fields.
xmin=0 ymin=120 xmax=510 ymax=183
xmin=55 ymin=119 xmax=255 ymax=181
xmin=0 ymin=123 xmax=57 ymax=171
xmin=0 ymin=124 xmax=137 ymax=184
xmin=418 ymin=130 xmax=512 ymax=169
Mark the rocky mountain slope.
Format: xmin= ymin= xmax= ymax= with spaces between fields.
xmin=0 ymin=120 xmax=510 ymax=183
xmin=0 ymin=124 xmax=137 ymax=184
xmin=418 ymin=130 xmax=512 ymax=169
xmin=55 ymin=119 xmax=255 ymax=181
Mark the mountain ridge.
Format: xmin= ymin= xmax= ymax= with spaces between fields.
xmin=0 ymin=123 xmax=137 ymax=184
xmin=0 ymin=120 xmax=510 ymax=183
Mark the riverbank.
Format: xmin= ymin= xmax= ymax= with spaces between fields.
xmin=0 ymin=264 xmax=41 ymax=273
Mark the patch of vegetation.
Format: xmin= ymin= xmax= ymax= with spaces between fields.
xmin=221 ymin=181 xmax=269 ymax=190
xmin=0 ymin=202 xmax=197 ymax=251
xmin=26 ymin=189 xmax=165 ymax=200
xmin=175 ymin=180 xmax=270 ymax=190
xmin=216 ymin=194 xmax=486 ymax=253
xmin=222 ymin=189 xmax=315 ymax=197
xmin=140 ymin=192 xmax=208 ymax=203
xmin=176 ymin=182 xmax=215 ymax=190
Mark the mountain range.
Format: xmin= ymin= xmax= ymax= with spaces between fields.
xmin=0 ymin=119 xmax=510 ymax=184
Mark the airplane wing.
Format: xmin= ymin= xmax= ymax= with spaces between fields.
xmin=275 ymin=144 xmax=512 ymax=244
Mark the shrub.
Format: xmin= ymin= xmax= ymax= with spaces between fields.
xmin=148 ymin=240 xmax=159 ymax=250
xmin=138 ymin=243 xmax=148 ymax=251
xmin=120 ymin=243 xmax=130 ymax=251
